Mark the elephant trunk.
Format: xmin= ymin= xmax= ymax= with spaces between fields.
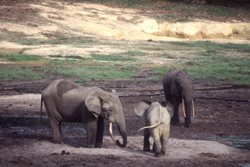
xmin=116 ymin=127 xmax=127 ymax=148
xmin=109 ymin=119 xmax=127 ymax=148
xmin=183 ymin=98 xmax=192 ymax=128
xmin=192 ymin=100 xmax=195 ymax=117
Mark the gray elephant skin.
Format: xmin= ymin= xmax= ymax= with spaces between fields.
xmin=41 ymin=79 xmax=127 ymax=148
xmin=163 ymin=69 xmax=194 ymax=128
xmin=134 ymin=100 xmax=173 ymax=157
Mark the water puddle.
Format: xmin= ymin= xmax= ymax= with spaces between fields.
xmin=240 ymin=164 xmax=250 ymax=167
xmin=0 ymin=116 xmax=50 ymax=127
xmin=211 ymin=136 xmax=250 ymax=150
xmin=0 ymin=116 xmax=86 ymax=133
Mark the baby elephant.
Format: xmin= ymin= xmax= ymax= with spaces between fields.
xmin=134 ymin=101 xmax=173 ymax=157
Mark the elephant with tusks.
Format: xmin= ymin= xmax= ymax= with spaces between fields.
xmin=41 ymin=79 xmax=127 ymax=148
xmin=163 ymin=69 xmax=195 ymax=128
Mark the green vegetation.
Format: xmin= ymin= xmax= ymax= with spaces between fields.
xmin=120 ymin=51 xmax=146 ymax=57
xmin=39 ymin=65 xmax=136 ymax=84
xmin=168 ymin=41 xmax=250 ymax=53
xmin=77 ymin=0 xmax=154 ymax=7
xmin=0 ymin=53 xmax=44 ymax=61
xmin=1 ymin=0 xmax=250 ymax=87
xmin=1 ymin=39 xmax=249 ymax=85
xmin=19 ymin=36 xmax=96 ymax=46
xmin=75 ymin=0 xmax=249 ymax=23
xmin=0 ymin=66 xmax=45 ymax=80
xmin=153 ymin=49 xmax=250 ymax=85
xmin=48 ymin=59 xmax=81 ymax=64
xmin=91 ymin=53 xmax=136 ymax=62
xmin=157 ymin=53 xmax=177 ymax=59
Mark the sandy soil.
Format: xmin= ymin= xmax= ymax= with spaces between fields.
xmin=0 ymin=0 xmax=250 ymax=58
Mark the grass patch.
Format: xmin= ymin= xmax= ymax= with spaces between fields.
xmin=0 ymin=66 xmax=45 ymax=80
xmin=91 ymin=53 xmax=136 ymax=62
xmin=0 ymin=53 xmax=44 ymax=61
xmin=200 ymin=49 xmax=218 ymax=57
xmin=48 ymin=59 xmax=81 ymax=64
xmin=157 ymin=53 xmax=177 ymax=59
xmin=153 ymin=55 xmax=250 ymax=85
xmin=49 ymin=55 xmax=63 ymax=58
xmin=120 ymin=51 xmax=146 ymax=57
xmin=77 ymin=0 xmax=249 ymax=23
xmin=122 ymin=65 xmax=141 ymax=71
xmin=66 ymin=55 xmax=87 ymax=60
xmin=49 ymin=55 xmax=86 ymax=61
xmin=39 ymin=65 xmax=136 ymax=84
xmin=77 ymin=0 xmax=154 ymax=7
xmin=19 ymin=36 xmax=96 ymax=46
xmin=168 ymin=41 xmax=250 ymax=53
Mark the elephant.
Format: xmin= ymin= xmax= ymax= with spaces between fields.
xmin=40 ymin=79 xmax=127 ymax=148
xmin=163 ymin=69 xmax=195 ymax=128
xmin=134 ymin=100 xmax=174 ymax=157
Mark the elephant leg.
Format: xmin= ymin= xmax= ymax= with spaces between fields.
xmin=95 ymin=117 xmax=104 ymax=148
xmin=48 ymin=117 xmax=63 ymax=144
xmin=152 ymin=129 xmax=161 ymax=157
xmin=86 ymin=119 xmax=98 ymax=148
xmin=143 ymin=129 xmax=150 ymax=151
xmin=161 ymin=131 xmax=170 ymax=155
xmin=45 ymin=104 xmax=63 ymax=144
xmin=172 ymin=98 xmax=180 ymax=126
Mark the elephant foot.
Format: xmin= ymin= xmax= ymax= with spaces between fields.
xmin=143 ymin=147 xmax=150 ymax=152
xmin=161 ymin=151 xmax=166 ymax=155
xmin=95 ymin=142 xmax=103 ymax=148
xmin=184 ymin=121 xmax=191 ymax=128
xmin=171 ymin=119 xmax=180 ymax=126
xmin=52 ymin=139 xmax=64 ymax=144
xmin=184 ymin=123 xmax=190 ymax=128
xmin=155 ymin=152 xmax=161 ymax=157
xmin=171 ymin=121 xmax=180 ymax=126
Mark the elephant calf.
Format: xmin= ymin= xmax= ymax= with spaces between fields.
xmin=134 ymin=100 xmax=173 ymax=157
xmin=41 ymin=79 xmax=127 ymax=148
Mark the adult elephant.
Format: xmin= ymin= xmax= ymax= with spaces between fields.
xmin=41 ymin=79 xmax=127 ymax=148
xmin=163 ymin=69 xmax=195 ymax=128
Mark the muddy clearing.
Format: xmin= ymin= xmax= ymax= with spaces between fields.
xmin=0 ymin=78 xmax=250 ymax=167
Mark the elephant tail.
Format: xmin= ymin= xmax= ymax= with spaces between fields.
xmin=137 ymin=122 xmax=163 ymax=133
xmin=137 ymin=105 xmax=163 ymax=133
xmin=40 ymin=94 xmax=44 ymax=127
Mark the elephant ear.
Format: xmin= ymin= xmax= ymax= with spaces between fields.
xmin=85 ymin=90 xmax=106 ymax=118
xmin=134 ymin=100 xmax=151 ymax=118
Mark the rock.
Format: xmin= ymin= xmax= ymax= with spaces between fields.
xmin=201 ymin=23 xmax=233 ymax=38
xmin=138 ymin=19 xmax=159 ymax=34
xmin=157 ymin=21 xmax=250 ymax=39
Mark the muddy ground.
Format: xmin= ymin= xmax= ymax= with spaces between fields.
xmin=0 ymin=77 xmax=250 ymax=167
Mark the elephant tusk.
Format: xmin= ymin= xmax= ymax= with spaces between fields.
xmin=109 ymin=123 xmax=117 ymax=146
xmin=182 ymin=98 xmax=186 ymax=118
xmin=192 ymin=100 xmax=195 ymax=117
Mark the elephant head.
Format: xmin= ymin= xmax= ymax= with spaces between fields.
xmin=85 ymin=89 xmax=127 ymax=147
